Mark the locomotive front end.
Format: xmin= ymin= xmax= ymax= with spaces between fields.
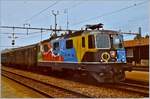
xmin=95 ymin=33 xmax=126 ymax=63
xmin=86 ymin=31 xmax=131 ymax=83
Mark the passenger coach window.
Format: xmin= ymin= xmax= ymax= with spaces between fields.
xmin=88 ymin=35 xmax=95 ymax=48
xmin=66 ymin=40 xmax=73 ymax=49
xmin=53 ymin=42 xmax=59 ymax=50
xmin=82 ymin=37 xmax=85 ymax=48
xmin=43 ymin=44 xmax=49 ymax=52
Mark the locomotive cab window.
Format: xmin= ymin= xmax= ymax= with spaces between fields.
xmin=53 ymin=42 xmax=59 ymax=50
xmin=88 ymin=35 xmax=95 ymax=49
xmin=66 ymin=39 xmax=73 ymax=49
xmin=82 ymin=37 xmax=85 ymax=48
xmin=111 ymin=35 xmax=123 ymax=49
xmin=96 ymin=34 xmax=110 ymax=48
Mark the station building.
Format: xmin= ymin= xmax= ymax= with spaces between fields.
xmin=123 ymin=38 xmax=149 ymax=66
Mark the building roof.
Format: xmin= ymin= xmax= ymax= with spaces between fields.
xmin=123 ymin=38 xmax=149 ymax=47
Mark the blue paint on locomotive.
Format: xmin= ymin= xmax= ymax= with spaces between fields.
xmin=59 ymin=39 xmax=66 ymax=55
xmin=117 ymin=49 xmax=126 ymax=63
xmin=63 ymin=48 xmax=78 ymax=62
xmin=58 ymin=39 xmax=78 ymax=62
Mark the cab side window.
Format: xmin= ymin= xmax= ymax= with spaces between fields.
xmin=88 ymin=35 xmax=95 ymax=48
xmin=82 ymin=37 xmax=85 ymax=48
xmin=53 ymin=42 xmax=59 ymax=50
xmin=66 ymin=40 xmax=73 ymax=49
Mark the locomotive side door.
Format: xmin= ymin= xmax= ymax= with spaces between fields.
xmin=59 ymin=39 xmax=78 ymax=62
xmin=65 ymin=39 xmax=78 ymax=62
xmin=80 ymin=36 xmax=86 ymax=62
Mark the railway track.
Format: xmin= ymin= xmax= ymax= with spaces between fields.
xmin=103 ymin=80 xmax=149 ymax=97
xmin=115 ymin=82 xmax=148 ymax=96
xmin=1 ymin=66 xmax=148 ymax=98
xmin=2 ymin=70 xmax=91 ymax=98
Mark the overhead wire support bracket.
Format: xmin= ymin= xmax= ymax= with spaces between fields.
xmin=23 ymin=23 xmax=30 ymax=35
xmin=0 ymin=25 xmax=78 ymax=32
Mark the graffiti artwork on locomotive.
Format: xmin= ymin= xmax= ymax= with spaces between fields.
xmin=1 ymin=24 xmax=132 ymax=83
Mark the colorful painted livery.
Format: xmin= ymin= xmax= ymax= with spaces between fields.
xmin=1 ymin=25 xmax=132 ymax=83
xmin=38 ymin=30 xmax=127 ymax=63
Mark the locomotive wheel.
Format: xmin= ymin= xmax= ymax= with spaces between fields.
xmin=90 ymin=71 xmax=117 ymax=83
xmin=90 ymin=72 xmax=105 ymax=83
xmin=114 ymin=71 xmax=125 ymax=82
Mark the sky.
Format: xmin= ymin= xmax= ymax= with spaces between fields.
xmin=0 ymin=0 xmax=150 ymax=51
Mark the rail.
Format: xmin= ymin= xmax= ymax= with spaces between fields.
xmin=2 ymin=66 xmax=148 ymax=98
xmin=107 ymin=81 xmax=149 ymax=97
xmin=2 ymin=69 xmax=91 ymax=98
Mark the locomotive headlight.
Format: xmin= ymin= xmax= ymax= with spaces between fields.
xmin=110 ymin=51 xmax=116 ymax=58
xmin=121 ymin=58 xmax=126 ymax=63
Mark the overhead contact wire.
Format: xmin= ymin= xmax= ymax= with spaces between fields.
xmin=24 ymin=1 xmax=59 ymax=22
xmin=71 ymin=0 xmax=149 ymax=26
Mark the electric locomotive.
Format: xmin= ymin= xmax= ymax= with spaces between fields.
xmin=37 ymin=24 xmax=131 ymax=82
xmin=1 ymin=24 xmax=132 ymax=83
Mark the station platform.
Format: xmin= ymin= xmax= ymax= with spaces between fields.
xmin=125 ymin=71 xmax=149 ymax=83
xmin=1 ymin=76 xmax=46 ymax=98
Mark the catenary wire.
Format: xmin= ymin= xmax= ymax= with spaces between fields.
xmin=71 ymin=0 xmax=149 ymax=26
xmin=24 ymin=1 xmax=59 ymax=22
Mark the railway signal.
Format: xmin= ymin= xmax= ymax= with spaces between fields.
xmin=12 ymin=39 xmax=15 ymax=45
xmin=7 ymin=28 xmax=18 ymax=46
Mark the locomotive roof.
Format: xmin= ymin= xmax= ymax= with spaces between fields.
xmin=59 ymin=29 xmax=119 ymax=38
xmin=41 ymin=29 xmax=119 ymax=43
